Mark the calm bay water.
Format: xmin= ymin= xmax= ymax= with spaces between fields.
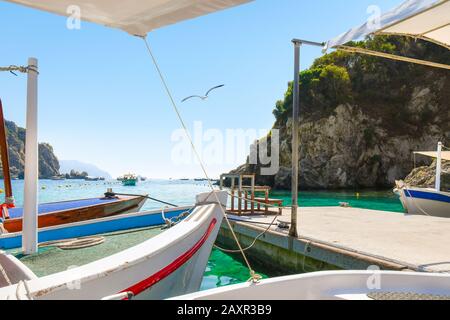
xmin=0 ymin=179 xmax=403 ymax=290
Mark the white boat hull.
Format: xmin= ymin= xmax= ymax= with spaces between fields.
xmin=173 ymin=271 xmax=450 ymax=300
xmin=0 ymin=191 xmax=226 ymax=300
xmin=397 ymin=187 xmax=450 ymax=218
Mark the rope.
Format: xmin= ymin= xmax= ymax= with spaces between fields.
xmin=0 ymin=65 xmax=38 ymax=75
xmin=213 ymin=213 xmax=280 ymax=253
xmin=161 ymin=206 xmax=191 ymax=229
xmin=39 ymin=236 xmax=105 ymax=250
xmin=15 ymin=280 xmax=33 ymax=300
xmin=0 ymin=263 xmax=12 ymax=286
xmin=141 ymin=36 xmax=261 ymax=283
xmin=106 ymin=192 xmax=179 ymax=207
xmin=337 ymin=45 xmax=450 ymax=71
xmin=301 ymin=241 xmax=312 ymax=272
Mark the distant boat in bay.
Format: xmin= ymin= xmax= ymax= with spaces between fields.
xmin=50 ymin=176 xmax=65 ymax=181
xmin=84 ymin=176 xmax=105 ymax=181
xmin=122 ymin=173 xmax=138 ymax=186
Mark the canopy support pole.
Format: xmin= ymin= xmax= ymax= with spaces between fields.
xmin=22 ymin=58 xmax=39 ymax=255
xmin=290 ymin=39 xmax=324 ymax=238
xmin=336 ymin=45 xmax=450 ymax=71
xmin=436 ymin=142 xmax=442 ymax=192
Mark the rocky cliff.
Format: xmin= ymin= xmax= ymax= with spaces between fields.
xmin=232 ymin=36 xmax=450 ymax=190
xmin=404 ymin=160 xmax=450 ymax=191
xmin=0 ymin=120 xmax=60 ymax=179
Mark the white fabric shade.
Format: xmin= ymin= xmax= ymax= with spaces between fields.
xmin=414 ymin=151 xmax=450 ymax=161
xmin=6 ymin=0 xmax=252 ymax=36
xmin=326 ymin=0 xmax=450 ymax=49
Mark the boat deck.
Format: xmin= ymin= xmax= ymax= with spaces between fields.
xmin=7 ymin=226 xmax=163 ymax=277
xmin=220 ymin=207 xmax=450 ymax=273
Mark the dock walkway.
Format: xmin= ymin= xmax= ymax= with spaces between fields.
xmin=218 ymin=207 xmax=450 ymax=273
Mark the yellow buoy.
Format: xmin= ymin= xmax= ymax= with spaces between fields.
xmin=0 ymin=189 xmax=3 ymax=194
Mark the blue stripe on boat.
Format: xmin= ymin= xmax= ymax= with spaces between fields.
xmin=8 ymin=198 xmax=119 ymax=219
xmin=0 ymin=209 xmax=188 ymax=250
xmin=405 ymin=189 xmax=450 ymax=204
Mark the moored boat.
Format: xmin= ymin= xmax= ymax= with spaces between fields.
xmin=1 ymin=193 xmax=147 ymax=233
xmin=395 ymin=184 xmax=450 ymax=218
xmin=0 ymin=191 xmax=226 ymax=300
xmin=173 ymin=270 xmax=450 ymax=300
xmin=84 ymin=176 xmax=105 ymax=181
xmin=394 ymin=142 xmax=450 ymax=218
xmin=122 ymin=174 xmax=138 ymax=186
xmin=0 ymin=0 xmax=251 ymax=300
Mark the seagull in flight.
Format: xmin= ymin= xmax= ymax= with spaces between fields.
xmin=181 ymin=84 xmax=225 ymax=103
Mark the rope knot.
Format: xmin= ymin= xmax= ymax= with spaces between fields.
xmin=248 ymin=270 xmax=262 ymax=284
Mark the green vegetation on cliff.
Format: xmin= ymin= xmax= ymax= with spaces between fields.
xmin=0 ymin=120 xmax=60 ymax=179
xmin=273 ymin=36 xmax=450 ymax=133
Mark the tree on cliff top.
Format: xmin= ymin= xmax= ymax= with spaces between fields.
xmin=273 ymin=35 xmax=450 ymax=136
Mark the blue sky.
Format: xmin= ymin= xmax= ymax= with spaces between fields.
xmin=0 ymin=0 xmax=403 ymax=179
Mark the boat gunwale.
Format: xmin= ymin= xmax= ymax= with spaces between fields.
xmin=15 ymin=203 xmax=218 ymax=299
xmin=403 ymin=187 xmax=450 ymax=203
xmin=171 ymin=270 xmax=450 ymax=300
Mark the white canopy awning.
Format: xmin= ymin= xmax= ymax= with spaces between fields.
xmin=6 ymin=0 xmax=252 ymax=36
xmin=326 ymin=0 xmax=450 ymax=50
xmin=414 ymin=151 xmax=450 ymax=161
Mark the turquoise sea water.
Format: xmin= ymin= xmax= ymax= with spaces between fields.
xmin=0 ymin=179 xmax=403 ymax=290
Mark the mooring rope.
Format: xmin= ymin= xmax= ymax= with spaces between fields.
xmin=141 ymin=36 xmax=261 ymax=283
xmin=0 ymin=263 xmax=12 ymax=286
xmin=106 ymin=192 xmax=179 ymax=208
xmin=213 ymin=213 xmax=280 ymax=253
xmin=0 ymin=65 xmax=38 ymax=75
xmin=39 ymin=236 xmax=105 ymax=250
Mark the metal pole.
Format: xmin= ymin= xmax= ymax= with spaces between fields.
xmin=290 ymin=40 xmax=301 ymax=238
xmin=289 ymin=39 xmax=324 ymax=238
xmin=436 ymin=142 xmax=442 ymax=191
xmin=22 ymin=58 xmax=39 ymax=255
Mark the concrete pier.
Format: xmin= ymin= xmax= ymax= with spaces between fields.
xmin=217 ymin=207 xmax=450 ymax=274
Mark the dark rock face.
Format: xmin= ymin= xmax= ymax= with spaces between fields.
xmin=231 ymin=36 xmax=450 ymax=190
xmin=0 ymin=120 xmax=60 ymax=179
xmin=38 ymin=143 xmax=60 ymax=179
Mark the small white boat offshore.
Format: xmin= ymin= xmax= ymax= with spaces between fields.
xmin=395 ymin=142 xmax=450 ymax=218
xmin=173 ymin=271 xmax=450 ymax=300
xmin=0 ymin=191 xmax=226 ymax=300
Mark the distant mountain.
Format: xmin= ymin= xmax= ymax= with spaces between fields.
xmin=59 ymin=160 xmax=112 ymax=180
xmin=1 ymin=120 xmax=60 ymax=179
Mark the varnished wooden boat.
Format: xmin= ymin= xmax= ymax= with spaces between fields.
xmin=2 ymin=195 xmax=147 ymax=233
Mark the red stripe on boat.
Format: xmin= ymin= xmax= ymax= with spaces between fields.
xmin=121 ymin=218 xmax=217 ymax=297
